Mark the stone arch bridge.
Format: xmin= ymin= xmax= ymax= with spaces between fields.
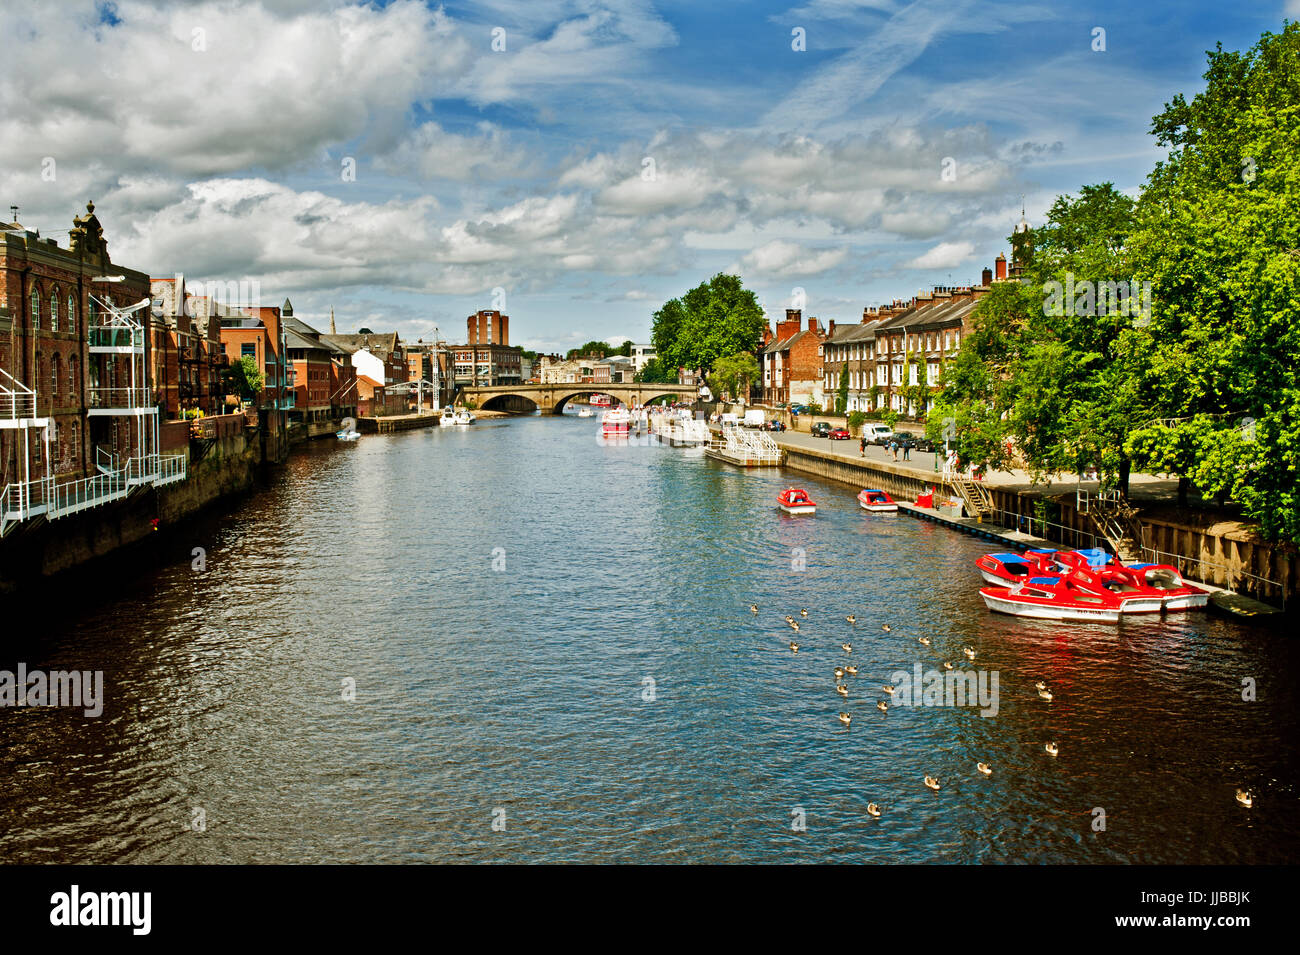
xmin=460 ymin=383 xmax=697 ymax=414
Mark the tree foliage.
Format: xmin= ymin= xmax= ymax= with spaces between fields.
xmin=929 ymin=24 xmax=1300 ymax=542
xmin=651 ymin=273 xmax=765 ymax=373
xmin=709 ymin=352 xmax=759 ymax=401
xmin=223 ymin=355 xmax=264 ymax=402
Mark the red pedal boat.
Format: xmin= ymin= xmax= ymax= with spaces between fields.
xmin=857 ymin=489 xmax=898 ymax=512
xmin=778 ymin=488 xmax=816 ymax=515
xmin=979 ymin=574 xmax=1126 ymax=622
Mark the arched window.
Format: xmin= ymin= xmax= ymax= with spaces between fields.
xmin=68 ymin=294 xmax=77 ymax=335
xmin=30 ymin=288 xmax=40 ymax=330
xmin=51 ymin=287 xmax=59 ymax=332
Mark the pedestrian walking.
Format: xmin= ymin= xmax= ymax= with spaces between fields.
xmin=859 ymin=435 xmax=867 ymax=457
xmin=902 ymin=439 xmax=911 ymax=461
xmin=890 ymin=438 xmax=898 ymax=461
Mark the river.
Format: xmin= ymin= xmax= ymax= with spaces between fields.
xmin=2 ymin=414 xmax=1295 ymax=863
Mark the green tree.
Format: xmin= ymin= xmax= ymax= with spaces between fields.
xmin=709 ymin=352 xmax=759 ymax=401
xmin=1122 ymin=24 xmax=1300 ymax=540
xmin=836 ymin=363 xmax=849 ymax=414
xmin=634 ymin=357 xmax=678 ymax=384
xmin=222 ymin=355 xmax=264 ymax=402
xmin=651 ymin=273 xmax=765 ymax=374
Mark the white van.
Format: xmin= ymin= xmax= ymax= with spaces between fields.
xmin=743 ymin=410 xmax=766 ymax=428
xmin=720 ymin=413 xmax=740 ymax=427
xmin=866 ymin=424 xmax=894 ymax=445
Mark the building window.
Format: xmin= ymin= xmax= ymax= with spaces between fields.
xmin=241 ymin=343 xmax=256 ymax=358
xmin=30 ymin=288 xmax=40 ymax=330
xmin=68 ymin=295 xmax=77 ymax=334
xmin=51 ymin=354 xmax=61 ymax=403
xmin=69 ymin=357 xmax=79 ymax=398
xmin=51 ymin=289 xmax=59 ymax=332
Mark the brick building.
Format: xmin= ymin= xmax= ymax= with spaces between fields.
xmin=451 ymin=308 xmax=523 ymax=388
xmin=150 ymin=276 xmax=228 ymax=417
xmin=761 ymin=309 xmax=827 ymax=405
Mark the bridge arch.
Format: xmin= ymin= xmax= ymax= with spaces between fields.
xmin=480 ymin=393 xmax=539 ymax=413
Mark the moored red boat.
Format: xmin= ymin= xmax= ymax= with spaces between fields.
xmin=979 ymin=575 xmax=1125 ymax=622
xmin=857 ymin=489 xmax=898 ymax=512
xmin=975 ymin=550 xmax=1059 ymax=586
xmin=778 ymin=488 xmax=816 ymax=515
xmin=1105 ymin=563 xmax=1209 ymax=611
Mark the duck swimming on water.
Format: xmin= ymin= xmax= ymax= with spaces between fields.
xmin=845 ymin=665 xmax=858 ymax=675
xmin=750 ymin=605 xmax=759 ymax=615
xmin=836 ymin=684 xmax=849 ymax=697
xmin=1038 ymin=687 xmax=1054 ymax=701
xmin=877 ymin=700 xmax=888 ymax=712
xmin=882 ymin=624 xmax=893 ymax=632
xmin=918 ymin=637 xmax=930 ymax=646
xmin=789 ymin=642 xmax=800 ymax=653
xmin=1045 ymin=742 xmax=1059 ymax=757
xmin=924 ymin=776 xmax=941 ymax=791
xmin=838 ymin=712 xmax=852 ymax=726
xmin=963 ymin=647 xmax=976 ymax=660
xmin=800 ymin=609 xmax=808 ymax=618
xmin=841 ymin=643 xmax=853 ymax=653
xmin=881 ymin=684 xmax=895 ymax=695
xmin=1236 ymin=789 xmax=1254 ymax=808
xmin=866 ymin=803 xmax=882 ymax=818
xmin=834 ymin=666 xmax=845 ymax=679
xmin=977 ymin=762 xmax=993 ymax=776
xmin=846 ymin=615 xmax=857 ymax=625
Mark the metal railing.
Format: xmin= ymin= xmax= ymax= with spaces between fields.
xmin=1138 ymin=544 xmax=1285 ymax=608
xmin=88 ymin=386 xmax=152 ymax=409
xmin=88 ymin=325 xmax=144 ymax=350
xmin=0 ymin=452 xmax=188 ymax=536
xmin=1 ymin=368 xmax=38 ymax=421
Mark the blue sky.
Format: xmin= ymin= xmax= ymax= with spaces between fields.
xmin=2 ymin=0 xmax=1294 ymax=352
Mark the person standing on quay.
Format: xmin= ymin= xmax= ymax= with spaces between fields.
xmin=859 ymin=434 xmax=867 ymax=457
xmin=890 ymin=438 xmax=898 ymax=462
xmin=902 ymin=439 xmax=911 ymax=462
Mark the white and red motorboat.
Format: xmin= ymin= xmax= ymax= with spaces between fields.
xmin=857 ymin=489 xmax=898 ymax=512
xmin=600 ymin=407 xmax=631 ymax=437
xmin=979 ymin=574 xmax=1126 ymax=622
xmin=1099 ymin=563 xmax=1209 ymax=611
xmin=975 ymin=550 xmax=1060 ymax=586
xmin=590 ymin=394 xmax=613 ymax=407
xmin=778 ymin=488 xmax=816 ymax=515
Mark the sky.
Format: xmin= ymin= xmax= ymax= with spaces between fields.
xmin=1 ymin=0 xmax=1295 ymax=353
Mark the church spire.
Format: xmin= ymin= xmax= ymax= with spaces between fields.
xmin=329 ymin=307 xmax=336 ymax=335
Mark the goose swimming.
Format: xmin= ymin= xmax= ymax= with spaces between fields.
xmin=789 ymin=642 xmax=800 ymax=653
xmin=834 ymin=666 xmax=845 ymax=679
xmin=977 ymin=762 xmax=993 ymax=776
xmin=1038 ymin=687 xmax=1054 ymax=701
xmin=882 ymin=624 xmax=893 ymax=632
xmin=836 ymin=684 xmax=849 ymax=697
xmin=881 ymin=684 xmax=896 ymax=695
xmin=750 ymin=605 xmax=759 ymax=615
xmin=1236 ymin=789 xmax=1253 ymax=808
xmin=845 ymin=665 xmax=858 ymax=675
xmin=1044 ymin=742 xmax=1059 ymax=757
xmin=800 ymin=609 xmax=808 ymax=618
xmin=924 ymin=776 xmax=941 ymax=791
xmin=838 ymin=712 xmax=852 ymax=726
xmin=865 ymin=803 xmax=882 ymax=818
xmin=877 ymin=700 xmax=888 ymax=712
xmin=963 ymin=647 xmax=976 ymax=660
xmin=841 ymin=643 xmax=853 ymax=653
xmin=846 ymin=615 xmax=857 ymax=625
xmin=918 ymin=637 xmax=930 ymax=646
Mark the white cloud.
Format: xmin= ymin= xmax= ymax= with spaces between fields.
xmin=900 ymin=240 xmax=976 ymax=270
xmin=742 ymin=240 xmax=849 ymax=277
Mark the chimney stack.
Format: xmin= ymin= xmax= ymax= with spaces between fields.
xmin=995 ymin=254 xmax=1007 ymax=281
xmin=982 ymin=267 xmax=993 ymax=287
xmin=828 ymin=320 xmax=836 ymax=336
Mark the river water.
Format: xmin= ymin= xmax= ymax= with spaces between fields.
xmin=2 ymin=414 xmax=1296 ymax=863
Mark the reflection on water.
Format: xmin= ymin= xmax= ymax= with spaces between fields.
xmin=1 ymin=416 xmax=1296 ymax=863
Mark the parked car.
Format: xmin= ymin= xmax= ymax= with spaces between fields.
xmin=911 ymin=435 xmax=936 ymax=453
xmin=764 ymin=420 xmax=787 ymax=432
xmin=810 ymin=421 xmax=833 ymax=437
xmin=788 ymin=403 xmax=810 ymax=415
xmin=829 ymin=427 xmax=851 ymax=440
xmin=865 ymin=424 xmax=894 ymax=445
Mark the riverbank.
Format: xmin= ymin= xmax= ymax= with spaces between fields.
xmin=702 ymin=421 xmax=1292 ymax=611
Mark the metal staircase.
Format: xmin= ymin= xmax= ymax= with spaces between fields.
xmin=1084 ymin=490 xmax=1145 ymax=562
xmin=950 ymin=477 xmax=995 ymax=520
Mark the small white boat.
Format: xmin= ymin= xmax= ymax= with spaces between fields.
xmin=336 ymin=429 xmax=360 ymax=441
xmin=455 ymin=410 xmax=475 ymax=425
xmin=440 ymin=408 xmax=456 ymax=426
xmin=578 ymin=408 xmax=594 ymax=418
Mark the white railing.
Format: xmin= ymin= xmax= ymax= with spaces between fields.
xmin=88 ymin=386 xmax=152 ymax=409
xmin=0 ymin=453 xmax=188 ymax=536
xmin=1 ymin=368 xmax=37 ymax=422
xmin=712 ymin=425 xmax=780 ymax=464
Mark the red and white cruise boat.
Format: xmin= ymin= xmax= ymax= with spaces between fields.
xmin=975 ymin=550 xmax=1060 ymax=586
xmin=778 ymin=488 xmax=817 ymax=515
xmin=590 ymin=394 xmax=613 ymax=407
xmin=980 ymin=574 xmax=1126 ymax=622
xmin=1097 ymin=562 xmax=1209 ymax=611
xmin=600 ymin=406 xmax=631 ymax=437
xmin=857 ymin=489 xmax=898 ymax=512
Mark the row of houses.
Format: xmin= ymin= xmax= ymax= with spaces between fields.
xmin=760 ymin=231 xmax=1030 ymax=416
